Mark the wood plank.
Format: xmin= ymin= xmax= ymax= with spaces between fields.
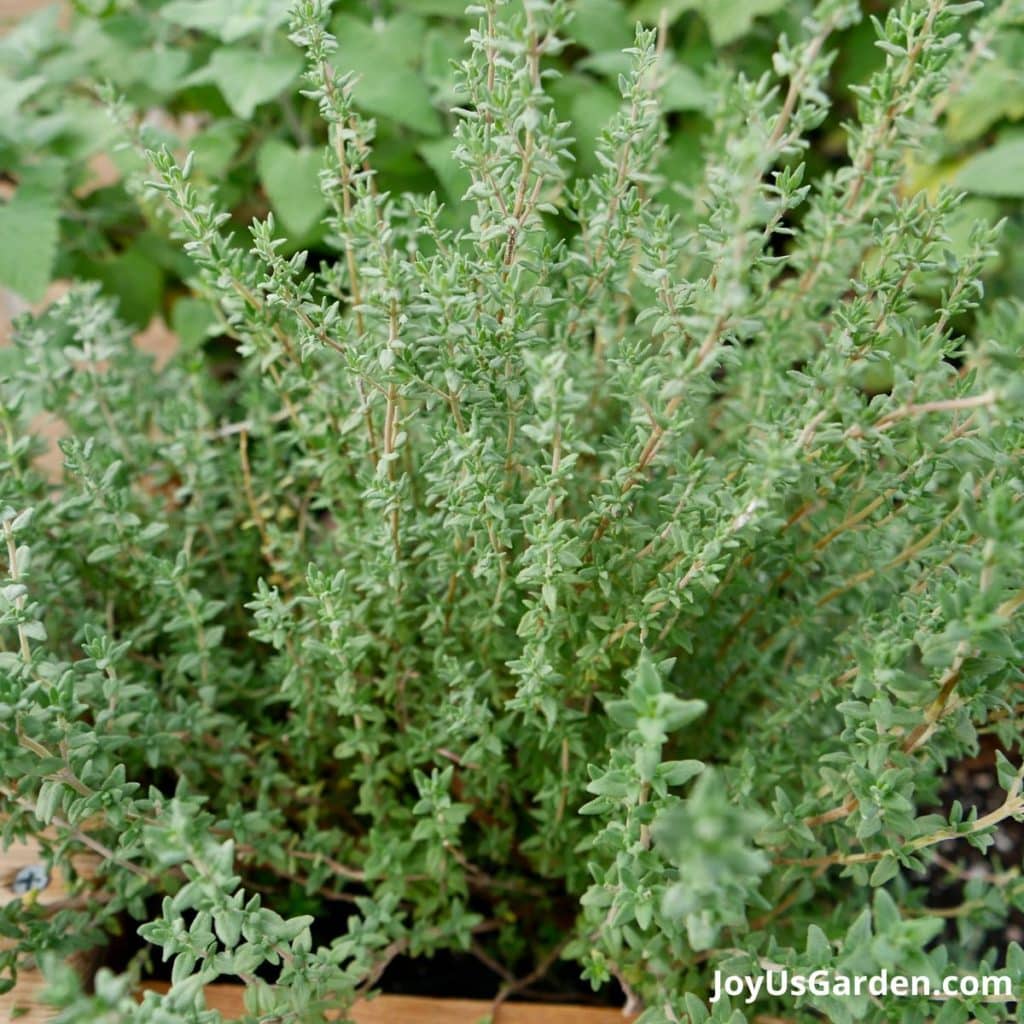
xmin=0 ymin=835 xmax=98 ymax=910
xmin=0 ymin=1 xmax=66 ymax=25
xmin=1 ymin=970 xmax=62 ymax=1024
xmin=141 ymin=983 xmax=633 ymax=1023
xmin=1 ymin=835 xmax=101 ymax=1022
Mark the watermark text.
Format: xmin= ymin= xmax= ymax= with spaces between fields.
xmin=710 ymin=968 xmax=1014 ymax=1005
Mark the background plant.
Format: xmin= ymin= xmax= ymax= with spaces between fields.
xmin=2 ymin=1 xmax=1024 ymax=1023
xmin=2 ymin=0 xmax=1023 ymax=327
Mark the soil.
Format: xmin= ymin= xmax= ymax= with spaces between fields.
xmin=921 ymin=735 xmax=1024 ymax=961
xmin=377 ymin=950 xmax=623 ymax=1006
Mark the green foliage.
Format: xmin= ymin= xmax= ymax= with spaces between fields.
xmin=0 ymin=160 xmax=62 ymax=302
xmin=956 ymin=136 xmax=1024 ymax=196
xmin=257 ymin=139 xmax=329 ymax=237
xmin=632 ymin=0 xmax=788 ymax=46
xmin=5 ymin=0 xmax=1024 ymax=318
xmin=192 ymin=43 xmax=305 ymax=120
xmin=3 ymin=1 xmax=1024 ymax=1023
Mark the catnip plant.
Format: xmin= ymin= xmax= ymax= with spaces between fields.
xmin=2 ymin=1 xmax=1024 ymax=1022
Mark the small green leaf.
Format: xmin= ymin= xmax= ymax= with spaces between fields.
xmin=36 ymin=780 xmax=61 ymax=824
xmin=657 ymin=759 xmax=704 ymax=786
xmin=806 ymin=924 xmax=831 ymax=961
xmin=87 ymin=544 xmax=122 ymax=564
xmin=995 ymin=750 xmax=1020 ymax=794
xmin=869 ymin=855 xmax=899 ymax=887
xmin=683 ymin=993 xmax=709 ymax=1023
xmin=22 ymin=620 xmax=47 ymax=641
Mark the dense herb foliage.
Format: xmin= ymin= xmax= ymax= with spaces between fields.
xmin=2 ymin=1 xmax=1024 ymax=1022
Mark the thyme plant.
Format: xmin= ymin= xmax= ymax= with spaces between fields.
xmin=2 ymin=1 xmax=1024 ymax=1022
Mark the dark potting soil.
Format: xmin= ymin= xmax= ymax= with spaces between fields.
xmin=375 ymin=948 xmax=624 ymax=1005
xmin=917 ymin=734 xmax=1024 ymax=961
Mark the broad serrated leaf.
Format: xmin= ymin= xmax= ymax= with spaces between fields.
xmin=160 ymin=0 xmax=293 ymax=42
xmin=257 ymin=140 xmax=328 ymax=238
xmin=0 ymin=162 xmax=62 ymax=302
xmin=331 ymin=15 xmax=442 ymax=133
xmin=193 ymin=46 xmax=303 ymax=120
xmin=956 ymin=137 xmax=1024 ymax=197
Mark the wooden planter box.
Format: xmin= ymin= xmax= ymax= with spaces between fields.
xmin=4 ymin=839 xmax=634 ymax=1023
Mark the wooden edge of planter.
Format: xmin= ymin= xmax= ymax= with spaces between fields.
xmin=141 ymin=982 xmax=635 ymax=1023
xmin=1 ymin=835 xmax=101 ymax=1022
xmin=1 ymin=970 xmax=61 ymax=1024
